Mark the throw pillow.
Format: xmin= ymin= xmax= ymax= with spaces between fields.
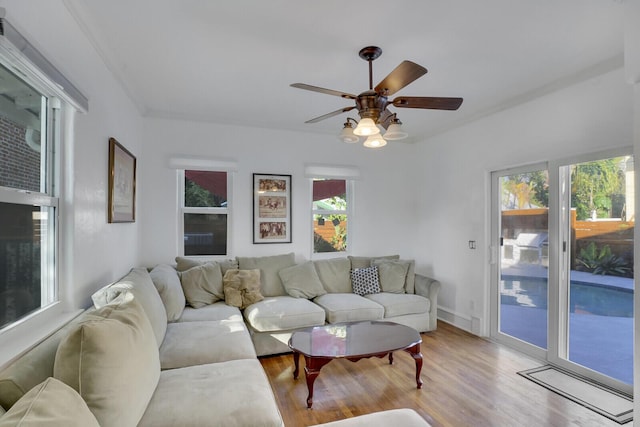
xmin=175 ymin=257 xmax=239 ymax=274
xmin=0 ymin=378 xmax=99 ymax=427
xmin=223 ymin=269 xmax=264 ymax=309
xmin=179 ymin=261 xmax=224 ymax=308
xmin=351 ymin=266 xmax=381 ymax=296
xmin=149 ymin=264 xmax=186 ymax=321
xmin=91 ymin=267 xmax=168 ymax=348
xmin=348 ymin=254 xmax=400 ymax=269
xmin=278 ymin=261 xmax=327 ymax=299
xmin=54 ymin=292 xmax=160 ymax=427
xmin=372 ymin=259 xmax=410 ymax=293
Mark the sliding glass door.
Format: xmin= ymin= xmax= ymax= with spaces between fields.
xmin=492 ymin=165 xmax=549 ymax=358
xmin=492 ymin=152 xmax=634 ymax=394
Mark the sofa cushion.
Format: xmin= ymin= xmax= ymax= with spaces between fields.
xmin=149 ymin=264 xmax=186 ymax=321
xmin=365 ymin=293 xmax=430 ymax=318
xmin=351 ymin=266 xmax=381 ymax=296
xmin=138 ymin=359 xmax=284 ymax=427
xmin=371 ymin=259 xmax=409 ymax=294
xmin=279 ymin=261 xmax=327 ymax=299
xmin=180 ymin=261 xmax=224 ymax=308
xmin=348 ymin=254 xmax=399 ymax=269
xmin=159 ymin=320 xmax=256 ymax=369
xmin=54 ymin=292 xmax=160 ymax=427
xmin=237 ymin=252 xmax=296 ymax=297
xmin=175 ymin=256 xmax=238 ymax=274
xmin=178 ymin=302 xmax=243 ymax=322
xmin=313 ymin=293 xmax=384 ymax=324
xmin=223 ymin=269 xmax=264 ymax=309
xmin=92 ymin=267 xmax=167 ymax=348
xmin=244 ymin=296 xmax=325 ymax=332
xmin=0 ymin=377 xmax=99 ymax=427
xmin=313 ymin=257 xmax=351 ymax=293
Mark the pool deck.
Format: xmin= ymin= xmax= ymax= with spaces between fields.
xmin=499 ymin=262 xmax=634 ymax=385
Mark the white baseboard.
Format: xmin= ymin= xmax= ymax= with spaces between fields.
xmin=436 ymin=306 xmax=483 ymax=335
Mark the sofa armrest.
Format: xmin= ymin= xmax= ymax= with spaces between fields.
xmin=414 ymin=274 xmax=440 ymax=331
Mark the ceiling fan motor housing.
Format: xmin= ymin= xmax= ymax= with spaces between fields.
xmin=356 ymin=90 xmax=388 ymax=121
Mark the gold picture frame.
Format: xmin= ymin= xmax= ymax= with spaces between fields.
xmin=108 ymin=137 xmax=136 ymax=223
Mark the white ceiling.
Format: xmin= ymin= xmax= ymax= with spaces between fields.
xmin=64 ymin=0 xmax=625 ymax=142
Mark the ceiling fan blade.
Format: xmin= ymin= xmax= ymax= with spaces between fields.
xmin=305 ymin=106 xmax=356 ymax=123
xmin=291 ymin=83 xmax=357 ymax=100
xmin=392 ymin=96 xmax=463 ymax=110
xmin=374 ymin=61 xmax=428 ymax=97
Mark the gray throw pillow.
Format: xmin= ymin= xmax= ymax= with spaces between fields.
xmin=348 ymin=254 xmax=400 ymax=269
xmin=279 ymin=261 xmax=327 ymax=299
xmin=149 ymin=264 xmax=186 ymax=321
xmin=372 ymin=259 xmax=410 ymax=293
xmin=179 ymin=262 xmax=224 ymax=308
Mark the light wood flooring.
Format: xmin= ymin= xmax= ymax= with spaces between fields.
xmin=260 ymin=321 xmax=631 ymax=427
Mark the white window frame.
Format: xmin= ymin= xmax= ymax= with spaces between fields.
xmin=305 ymin=164 xmax=359 ymax=260
xmin=0 ymin=19 xmax=86 ymax=367
xmin=177 ymin=169 xmax=232 ymax=257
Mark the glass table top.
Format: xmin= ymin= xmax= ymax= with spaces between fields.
xmin=289 ymin=321 xmax=421 ymax=358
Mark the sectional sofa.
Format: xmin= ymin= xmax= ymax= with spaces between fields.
xmin=0 ymin=253 xmax=440 ymax=426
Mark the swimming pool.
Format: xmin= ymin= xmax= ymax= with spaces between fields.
xmin=500 ymin=274 xmax=634 ymax=385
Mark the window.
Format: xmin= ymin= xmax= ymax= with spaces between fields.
xmin=0 ymin=63 xmax=57 ymax=330
xmin=179 ymin=170 xmax=229 ymax=256
xmin=312 ymin=179 xmax=350 ymax=254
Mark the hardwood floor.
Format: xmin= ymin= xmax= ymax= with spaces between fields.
xmin=260 ymin=321 xmax=629 ymax=427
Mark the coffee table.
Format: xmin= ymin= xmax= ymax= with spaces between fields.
xmin=288 ymin=320 xmax=423 ymax=408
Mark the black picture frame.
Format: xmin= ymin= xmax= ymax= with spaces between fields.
xmin=253 ymin=173 xmax=292 ymax=243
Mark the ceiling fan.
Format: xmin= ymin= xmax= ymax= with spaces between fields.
xmin=291 ymin=46 xmax=463 ymax=147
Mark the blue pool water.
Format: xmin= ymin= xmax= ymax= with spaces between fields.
xmin=500 ymin=274 xmax=634 ymax=385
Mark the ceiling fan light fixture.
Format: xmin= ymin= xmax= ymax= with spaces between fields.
xmin=353 ymin=118 xmax=380 ymax=136
xmin=339 ymin=120 xmax=360 ymax=143
xmin=383 ymin=120 xmax=408 ymax=141
xmin=363 ymin=134 xmax=387 ymax=148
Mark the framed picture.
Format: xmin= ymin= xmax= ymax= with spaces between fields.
xmin=253 ymin=173 xmax=291 ymax=243
xmin=108 ymin=137 xmax=136 ymax=223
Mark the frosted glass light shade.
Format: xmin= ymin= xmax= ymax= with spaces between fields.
xmin=339 ymin=125 xmax=359 ymax=143
xmin=363 ymin=134 xmax=387 ymax=148
xmin=353 ymin=118 xmax=380 ymax=136
xmin=383 ymin=123 xmax=408 ymax=140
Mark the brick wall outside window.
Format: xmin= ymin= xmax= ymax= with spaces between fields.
xmin=0 ymin=116 xmax=40 ymax=192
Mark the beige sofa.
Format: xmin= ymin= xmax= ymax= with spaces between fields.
xmin=229 ymin=253 xmax=440 ymax=356
xmin=0 ymin=253 xmax=440 ymax=426
xmin=0 ymin=267 xmax=283 ymax=427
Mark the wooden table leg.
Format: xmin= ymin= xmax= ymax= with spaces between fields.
xmin=292 ymin=351 xmax=300 ymax=379
xmin=388 ymin=352 xmax=394 ymax=364
xmin=404 ymin=343 xmax=423 ymax=389
xmin=303 ymin=356 xmax=332 ymax=408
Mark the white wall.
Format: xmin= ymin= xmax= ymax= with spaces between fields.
xmin=0 ymin=2 xmax=144 ymax=308
xmin=415 ymin=68 xmax=633 ymax=333
xmin=140 ymin=119 xmax=419 ymax=266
